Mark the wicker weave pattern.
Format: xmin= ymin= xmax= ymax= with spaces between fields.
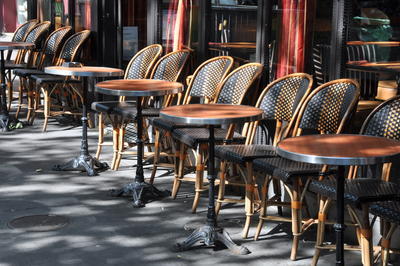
xmin=299 ymin=81 xmax=358 ymax=133
xmin=13 ymin=20 xmax=37 ymax=42
xmin=190 ymin=58 xmax=232 ymax=99
xmin=253 ymin=157 xmax=323 ymax=184
xmin=370 ymin=201 xmax=400 ymax=224
xmin=59 ymin=30 xmax=90 ymax=61
xmin=152 ymin=51 xmax=189 ymax=81
xmin=44 ymin=27 xmax=71 ymax=56
xmin=215 ymin=144 xmax=275 ymax=164
xmin=217 ymin=64 xmax=261 ymax=104
xmin=363 ymin=96 xmax=400 ymax=141
xmin=309 ymin=178 xmax=400 ymax=207
xmin=260 ymin=77 xmax=310 ymax=121
xmin=126 ymin=45 xmax=162 ymax=79
xmin=24 ymin=22 xmax=50 ymax=47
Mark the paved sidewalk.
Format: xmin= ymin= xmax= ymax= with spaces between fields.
xmin=0 ymin=105 xmax=364 ymax=266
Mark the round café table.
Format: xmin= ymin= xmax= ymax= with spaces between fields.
xmin=95 ymin=79 xmax=183 ymax=207
xmin=0 ymin=42 xmax=34 ymax=131
xmin=160 ymin=103 xmax=263 ymax=255
xmin=44 ymin=66 xmax=124 ymax=176
xmin=276 ymin=134 xmax=400 ymax=266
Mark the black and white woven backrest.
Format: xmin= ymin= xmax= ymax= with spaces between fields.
xmin=216 ymin=63 xmax=263 ymax=105
xmin=188 ymin=56 xmax=233 ymax=101
xmin=258 ymin=73 xmax=313 ymax=122
xmin=361 ymin=96 xmax=400 ymax=140
xmin=125 ymin=44 xmax=163 ymax=79
xmin=297 ymin=79 xmax=359 ymax=134
xmin=24 ymin=21 xmax=51 ymax=47
xmin=151 ymin=50 xmax=190 ymax=82
xmin=58 ymin=30 xmax=90 ymax=63
xmin=12 ymin=20 xmax=37 ymax=42
xmin=40 ymin=26 xmax=72 ymax=67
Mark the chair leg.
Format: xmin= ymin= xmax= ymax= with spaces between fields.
xmin=242 ymin=162 xmax=255 ymax=239
xmin=29 ymin=86 xmax=40 ymax=125
xmin=42 ymin=88 xmax=50 ymax=132
xmin=254 ymin=175 xmax=271 ymax=240
xmin=171 ymin=142 xmax=185 ymax=199
xmin=7 ymin=71 xmax=13 ymax=110
xmin=192 ymin=146 xmax=205 ymax=213
xmin=215 ymin=160 xmax=227 ymax=215
xmin=273 ymin=178 xmax=283 ymax=216
xmin=26 ymin=84 xmax=34 ymax=122
xmin=95 ymin=112 xmax=105 ymax=160
xmin=110 ymin=126 xmax=119 ymax=170
xmin=113 ymin=126 xmax=125 ymax=170
xmin=312 ymin=197 xmax=330 ymax=266
xmin=150 ymin=129 xmax=161 ymax=184
xmin=15 ymin=79 xmax=23 ymax=119
xmin=359 ymin=205 xmax=373 ymax=266
xmin=290 ymin=177 xmax=303 ymax=261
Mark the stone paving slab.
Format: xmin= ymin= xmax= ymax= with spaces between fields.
xmin=0 ymin=105 xmax=372 ymax=266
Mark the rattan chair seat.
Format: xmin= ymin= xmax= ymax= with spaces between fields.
xmin=5 ymin=62 xmax=31 ymax=69
xmin=14 ymin=69 xmax=45 ymax=77
xmin=172 ymin=127 xmax=245 ymax=148
xmin=215 ymin=144 xmax=276 ymax=164
xmin=253 ymin=157 xmax=323 ymax=184
xmin=309 ymin=178 xmax=400 ymax=207
xmin=30 ymin=74 xmax=80 ymax=84
xmin=369 ymin=201 xmax=400 ymax=224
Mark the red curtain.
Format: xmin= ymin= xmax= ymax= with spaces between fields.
xmin=84 ymin=0 xmax=91 ymax=29
xmin=276 ymin=0 xmax=314 ymax=78
xmin=1 ymin=0 xmax=17 ymax=32
xmin=165 ymin=0 xmax=191 ymax=53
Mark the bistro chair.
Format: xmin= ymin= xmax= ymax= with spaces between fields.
xmin=214 ymin=73 xmax=313 ymax=238
xmin=93 ymin=44 xmax=163 ymax=162
xmin=369 ymin=201 xmax=400 ymax=266
xmin=170 ymin=62 xmax=263 ymax=213
xmin=13 ymin=26 xmax=72 ymax=120
xmin=309 ymin=96 xmax=400 ymax=266
xmin=93 ymin=48 xmax=189 ymax=170
xmin=28 ymin=30 xmax=91 ymax=130
xmin=251 ymin=79 xmax=360 ymax=261
xmin=147 ymin=56 xmax=234 ymax=180
xmin=5 ymin=19 xmax=37 ymax=62
xmin=5 ymin=21 xmax=51 ymax=110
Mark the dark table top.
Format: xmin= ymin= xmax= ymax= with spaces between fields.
xmin=160 ymin=103 xmax=263 ymax=125
xmin=95 ymin=79 xmax=183 ymax=97
xmin=0 ymin=41 xmax=34 ymax=51
xmin=346 ymin=61 xmax=400 ymax=74
xmin=277 ymin=134 xmax=400 ymax=166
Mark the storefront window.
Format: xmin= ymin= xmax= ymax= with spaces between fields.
xmin=209 ymin=0 xmax=258 ymax=64
xmin=37 ymin=0 xmax=52 ymax=22
xmin=121 ymin=0 xmax=147 ymax=63
xmin=0 ymin=0 xmax=28 ymax=34
xmin=75 ymin=0 xmax=91 ymax=31
xmin=161 ymin=0 xmax=196 ymax=53
xmin=55 ymin=0 xmax=70 ymax=28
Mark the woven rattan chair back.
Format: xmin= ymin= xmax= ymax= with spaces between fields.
xmin=249 ymin=73 xmax=313 ymax=145
xmin=293 ymin=79 xmax=360 ymax=135
xmin=6 ymin=19 xmax=38 ymax=60
xmin=55 ymin=30 xmax=90 ymax=65
xmin=150 ymin=49 xmax=190 ymax=81
xmin=37 ymin=26 xmax=72 ymax=69
xmin=361 ymin=96 xmax=400 ymax=140
xmin=183 ymin=56 xmax=234 ymax=104
xmin=124 ymin=44 xmax=163 ymax=79
xmin=215 ymin=63 xmax=263 ymax=105
xmin=16 ymin=21 xmax=50 ymax=65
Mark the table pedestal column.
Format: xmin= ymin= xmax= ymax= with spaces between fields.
xmin=174 ymin=126 xmax=250 ymax=255
xmin=0 ymin=50 xmax=9 ymax=131
xmin=53 ymin=76 xmax=108 ymax=176
xmin=335 ymin=165 xmax=346 ymax=266
xmin=110 ymin=96 xmax=169 ymax=207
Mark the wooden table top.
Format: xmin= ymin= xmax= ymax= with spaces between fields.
xmin=160 ymin=104 xmax=263 ymax=125
xmin=44 ymin=66 xmax=124 ymax=77
xmin=277 ymin=134 xmax=400 ymax=166
xmin=346 ymin=61 xmax=400 ymax=74
xmin=95 ymin=79 xmax=183 ymax=97
xmin=0 ymin=41 xmax=34 ymax=50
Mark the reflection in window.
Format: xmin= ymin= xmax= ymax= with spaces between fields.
xmin=75 ymin=0 xmax=91 ymax=31
xmin=55 ymin=0 xmax=70 ymax=28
